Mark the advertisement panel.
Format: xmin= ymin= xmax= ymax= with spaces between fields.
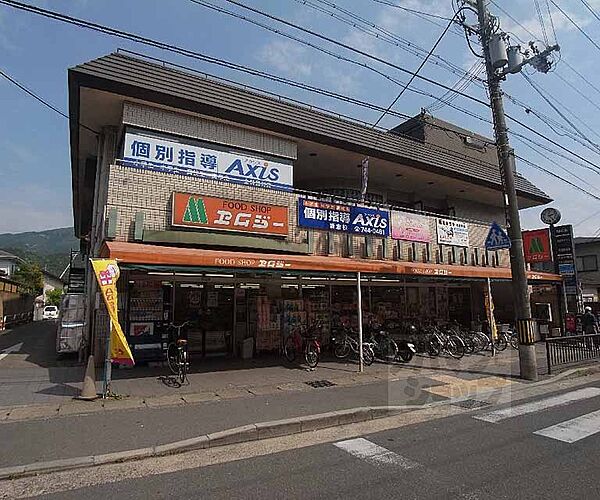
xmin=391 ymin=211 xmax=431 ymax=242
xmin=436 ymin=218 xmax=469 ymax=247
xmin=172 ymin=193 xmax=289 ymax=236
xmin=123 ymin=132 xmax=293 ymax=191
xmin=522 ymin=228 xmax=552 ymax=263
xmin=298 ymin=199 xmax=389 ymax=237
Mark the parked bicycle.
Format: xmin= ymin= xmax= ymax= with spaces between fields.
xmin=166 ymin=321 xmax=191 ymax=384
xmin=332 ymin=327 xmax=375 ymax=366
xmin=428 ymin=326 xmax=465 ymax=359
xmin=284 ymin=320 xmax=323 ymax=368
xmin=365 ymin=321 xmax=398 ymax=362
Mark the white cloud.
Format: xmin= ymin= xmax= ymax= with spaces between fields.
xmin=256 ymin=39 xmax=312 ymax=78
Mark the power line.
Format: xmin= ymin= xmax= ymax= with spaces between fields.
xmin=490 ymin=0 xmax=538 ymax=42
xmin=0 ymin=67 xmax=98 ymax=135
xmin=372 ymin=14 xmax=457 ymax=128
xmin=545 ymin=0 xmax=558 ymax=42
xmin=550 ymin=0 xmax=600 ymax=52
xmin=578 ymin=0 xmax=600 ymax=23
xmin=522 ymin=72 xmax=600 ymax=153
xmin=191 ymin=0 xmax=491 ymax=108
xmin=561 ymin=60 xmax=600 ymax=97
xmin=368 ymin=0 xmax=456 ymax=22
xmin=4 ymin=0 xmax=600 ymax=196
xmin=516 ymin=155 xmax=600 ymax=202
xmin=553 ymin=71 xmax=600 ymax=114
xmin=295 ymin=0 xmax=484 ymax=86
xmin=534 ymin=0 xmax=549 ymax=45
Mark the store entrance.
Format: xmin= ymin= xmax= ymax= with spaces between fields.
xmin=174 ymin=283 xmax=234 ymax=358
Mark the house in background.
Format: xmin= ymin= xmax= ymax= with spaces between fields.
xmin=574 ymin=237 xmax=600 ymax=304
xmin=0 ymin=250 xmax=24 ymax=279
xmin=41 ymin=270 xmax=64 ymax=302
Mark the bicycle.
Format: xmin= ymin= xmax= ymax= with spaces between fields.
xmin=429 ymin=327 xmax=465 ymax=359
xmin=332 ymin=327 xmax=375 ymax=366
xmin=166 ymin=321 xmax=191 ymax=384
xmin=284 ymin=320 xmax=322 ymax=368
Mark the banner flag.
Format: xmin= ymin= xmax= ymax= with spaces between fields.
xmin=361 ymin=157 xmax=369 ymax=201
xmin=90 ymin=259 xmax=135 ymax=366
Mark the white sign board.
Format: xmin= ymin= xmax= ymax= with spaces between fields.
xmin=436 ymin=218 xmax=470 ymax=247
xmin=123 ymin=132 xmax=293 ymax=191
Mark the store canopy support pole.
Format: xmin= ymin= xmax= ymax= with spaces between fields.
xmin=357 ymin=272 xmax=364 ymax=373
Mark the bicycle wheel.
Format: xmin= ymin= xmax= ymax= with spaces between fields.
xmin=447 ymin=336 xmax=465 ymax=359
xmin=396 ymin=346 xmax=414 ymax=363
xmin=334 ymin=339 xmax=351 ymax=359
xmin=284 ymin=335 xmax=297 ymax=363
xmin=428 ymin=338 xmax=441 ymax=357
xmin=462 ymin=336 xmax=475 ymax=355
xmin=494 ymin=335 xmax=508 ymax=352
xmin=472 ymin=332 xmax=489 ymax=352
xmin=510 ymin=333 xmax=519 ymax=350
xmin=167 ymin=343 xmax=179 ymax=375
xmin=363 ymin=346 xmax=375 ymax=366
xmin=179 ymin=349 xmax=188 ymax=384
xmin=380 ymin=337 xmax=398 ymax=362
xmin=305 ymin=341 xmax=320 ymax=368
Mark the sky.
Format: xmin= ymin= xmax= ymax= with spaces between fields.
xmin=1 ymin=0 xmax=600 ymax=236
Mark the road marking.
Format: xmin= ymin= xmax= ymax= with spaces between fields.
xmin=0 ymin=343 xmax=23 ymax=362
xmin=334 ymin=438 xmax=420 ymax=469
xmin=474 ymin=387 xmax=600 ymax=423
xmin=534 ymin=409 xmax=600 ymax=443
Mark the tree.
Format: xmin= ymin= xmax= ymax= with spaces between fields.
xmin=46 ymin=288 xmax=63 ymax=307
xmin=12 ymin=262 xmax=43 ymax=295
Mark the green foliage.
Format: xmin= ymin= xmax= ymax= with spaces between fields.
xmin=46 ymin=288 xmax=63 ymax=307
xmin=13 ymin=261 xmax=44 ymax=295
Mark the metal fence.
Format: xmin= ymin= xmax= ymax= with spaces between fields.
xmin=546 ymin=334 xmax=600 ymax=374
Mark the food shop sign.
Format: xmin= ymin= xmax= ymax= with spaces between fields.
xmin=172 ymin=193 xmax=289 ymax=236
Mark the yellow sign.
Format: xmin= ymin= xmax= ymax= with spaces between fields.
xmin=91 ymin=259 xmax=135 ymax=366
xmin=484 ymin=286 xmax=498 ymax=341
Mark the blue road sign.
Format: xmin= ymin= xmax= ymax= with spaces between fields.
xmin=485 ymin=222 xmax=511 ymax=250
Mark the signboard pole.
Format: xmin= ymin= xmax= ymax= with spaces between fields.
xmin=103 ymin=319 xmax=112 ymax=398
xmin=487 ymin=278 xmax=496 ymax=357
xmin=357 ymin=272 xmax=364 ymax=373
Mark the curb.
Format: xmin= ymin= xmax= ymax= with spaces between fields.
xmin=1 ymin=364 xmax=598 ymax=480
xmin=0 ymin=405 xmax=423 ymax=481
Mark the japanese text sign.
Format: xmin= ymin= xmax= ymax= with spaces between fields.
xmin=172 ymin=193 xmax=289 ymax=236
xmin=123 ymin=132 xmax=293 ymax=191
xmin=298 ymin=198 xmax=389 ymax=237
xmin=436 ymin=218 xmax=470 ymax=247
xmin=522 ymin=229 xmax=552 ymax=263
xmin=90 ymin=259 xmax=134 ymax=366
xmin=391 ymin=211 xmax=431 ymax=242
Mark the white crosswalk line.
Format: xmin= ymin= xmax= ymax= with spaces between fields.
xmin=334 ymin=438 xmax=420 ymax=469
xmin=474 ymin=387 xmax=600 ymax=423
xmin=534 ymin=409 xmax=600 ymax=443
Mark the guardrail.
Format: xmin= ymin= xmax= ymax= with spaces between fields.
xmin=546 ymin=334 xmax=600 ymax=374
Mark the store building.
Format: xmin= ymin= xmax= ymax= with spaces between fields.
xmin=574 ymin=237 xmax=600 ymax=305
xmin=68 ymin=51 xmax=561 ymax=364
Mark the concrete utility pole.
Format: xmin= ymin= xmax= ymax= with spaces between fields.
xmin=475 ymin=0 xmax=538 ymax=380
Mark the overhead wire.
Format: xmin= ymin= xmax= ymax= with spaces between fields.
xmin=534 ymin=0 xmax=549 ymax=45
xmin=191 ymin=0 xmax=491 ymax=107
xmin=0 ymin=67 xmax=98 ymax=135
xmin=550 ymin=0 xmax=600 ymax=52
xmin=3 ymin=0 xmax=600 ymax=198
xmin=295 ymin=0 xmax=485 ymax=86
xmin=522 ymin=72 xmax=600 ymax=153
xmin=578 ymin=0 xmax=600 ymax=23
xmin=372 ymin=13 xmax=458 ymax=128
xmin=561 ymin=60 xmax=600 ymax=97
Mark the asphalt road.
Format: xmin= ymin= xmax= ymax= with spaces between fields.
xmin=27 ymin=378 xmax=600 ymax=499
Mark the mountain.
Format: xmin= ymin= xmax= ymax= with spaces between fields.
xmin=0 ymin=227 xmax=79 ymax=277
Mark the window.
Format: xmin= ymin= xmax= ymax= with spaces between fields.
xmin=576 ymin=255 xmax=598 ymax=272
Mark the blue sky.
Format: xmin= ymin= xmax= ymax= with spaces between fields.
xmin=1 ymin=0 xmax=600 ymax=235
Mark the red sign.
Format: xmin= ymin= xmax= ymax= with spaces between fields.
xmin=172 ymin=193 xmax=289 ymax=236
xmin=522 ymin=229 xmax=552 ymax=263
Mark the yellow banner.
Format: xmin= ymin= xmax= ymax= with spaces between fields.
xmin=484 ymin=287 xmax=498 ymax=341
xmin=91 ymin=259 xmax=135 ymax=366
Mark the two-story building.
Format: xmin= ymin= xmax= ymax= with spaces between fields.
xmin=68 ymin=51 xmax=561 ymax=364
xmin=575 ymin=237 xmax=600 ymax=305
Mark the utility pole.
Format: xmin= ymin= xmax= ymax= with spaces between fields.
xmin=474 ymin=0 xmax=541 ymax=380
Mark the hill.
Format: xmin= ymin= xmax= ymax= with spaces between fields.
xmin=0 ymin=227 xmax=79 ymax=277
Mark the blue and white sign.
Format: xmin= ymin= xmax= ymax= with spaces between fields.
xmin=298 ymin=198 xmax=389 ymax=237
xmin=485 ymin=221 xmax=511 ymax=250
xmin=558 ymin=263 xmax=575 ymax=276
xmin=122 ymin=132 xmax=293 ymax=191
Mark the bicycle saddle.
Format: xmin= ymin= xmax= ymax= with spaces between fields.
xmin=176 ymin=339 xmax=188 ymax=346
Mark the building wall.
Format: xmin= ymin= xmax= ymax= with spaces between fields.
xmin=104 ymin=163 xmax=510 ymax=267
xmin=0 ymin=259 xmax=18 ymax=278
xmin=122 ymin=102 xmax=298 ymax=160
xmin=575 ymin=242 xmax=600 ymax=288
